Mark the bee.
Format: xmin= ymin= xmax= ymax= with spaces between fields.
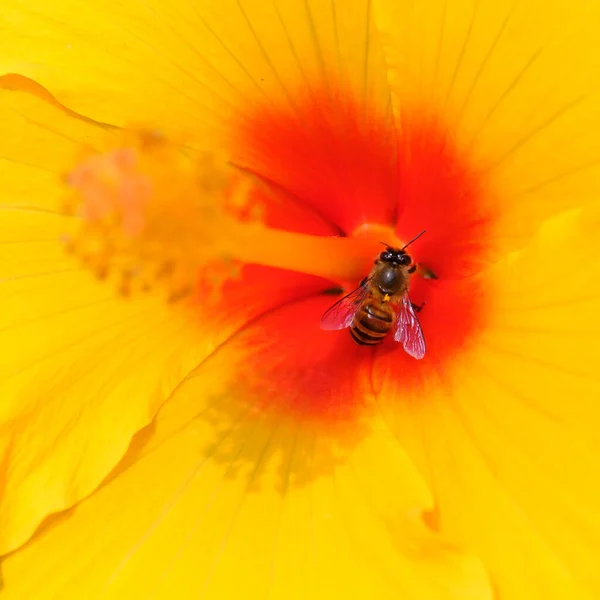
xmin=320 ymin=231 xmax=426 ymax=359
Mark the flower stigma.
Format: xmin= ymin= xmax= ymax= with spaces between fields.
xmin=62 ymin=131 xmax=419 ymax=300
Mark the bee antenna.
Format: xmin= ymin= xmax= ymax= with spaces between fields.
xmin=379 ymin=241 xmax=391 ymax=248
xmin=401 ymin=229 xmax=427 ymax=251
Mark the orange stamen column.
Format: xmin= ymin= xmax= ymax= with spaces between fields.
xmin=221 ymin=222 xmax=401 ymax=285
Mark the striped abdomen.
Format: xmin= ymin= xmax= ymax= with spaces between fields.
xmin=350 ymin=301 xmax=395 ymax=346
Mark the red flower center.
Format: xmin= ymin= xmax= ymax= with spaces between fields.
xmin=227 ymin=88 xmax=495 ymax=418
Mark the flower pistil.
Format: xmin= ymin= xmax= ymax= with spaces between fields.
xmin=64 ymin=132 xmax=410 ymax=299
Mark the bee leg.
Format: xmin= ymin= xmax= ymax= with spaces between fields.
xmin=359 ymin=276 xmax=369 ymax=286
xmin=418 ymin=264 xmax=438 ymax=279
xmin=408 ymin=264 xmax=416 ymax=274
xmin=411 ymin=301 xmax=426 ymax=313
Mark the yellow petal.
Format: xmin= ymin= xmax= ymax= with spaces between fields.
xmin=0 ymin=82 xmax=330 ymax=554
xmin=1 ymin=295 xmax=492 ymax=600
xmin=375 ymin=204 xmax=600 ymax=598
xmin=375 ymin=0 xmax=600 ymax=245
xmin=2 ymin=0 xmax=391 ymax=133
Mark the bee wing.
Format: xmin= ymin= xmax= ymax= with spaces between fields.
xmin=394 ymin=294 xmax=426 ymax=359
xmin=320 ymin=279 xmax=372 ymax=331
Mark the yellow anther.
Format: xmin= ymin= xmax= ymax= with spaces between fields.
xmin=63 ymin=129 xmax=251 ymax=301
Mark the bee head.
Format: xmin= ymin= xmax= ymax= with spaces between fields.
xmin=379 ymin=247 xmax=412 ymax=266
xmin=379 ymin=230 xmax=426 ymax=267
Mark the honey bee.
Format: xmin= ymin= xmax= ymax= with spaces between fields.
xmin=320 ymin=231 xmax=426 ymax=359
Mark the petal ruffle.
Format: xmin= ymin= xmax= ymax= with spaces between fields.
xmin=1 ymin=1 xmax=385 ymax=125
xmin=375 ymin=0 xmax=600 ymax=247
xmin=0 ymin=84 xmax=333 ymax=554
xmin=1 ymin=295 xmax=492 ymax=600
xmin=2 ymin=0 xmax=398 ymax=232
xmin=375 ymin=205 xmax=600 ymax=598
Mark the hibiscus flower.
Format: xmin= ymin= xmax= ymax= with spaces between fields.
xmin=1 ymin=1 xmax=599 ymax=598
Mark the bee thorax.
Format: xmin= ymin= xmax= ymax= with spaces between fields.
xmin=376 ymin=265 xmax=407 ymax=295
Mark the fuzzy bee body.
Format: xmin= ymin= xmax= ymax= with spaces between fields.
xmin=350 ymin=292 xmax=395 ymax=346
xmin=321 ymin=233 xmax=427 ymax=359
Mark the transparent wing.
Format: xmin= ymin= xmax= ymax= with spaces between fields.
xmin=320 ymin=279 xmax=371 ymax=331
xmin=394 ymin=294 xmax=426 ymax=359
